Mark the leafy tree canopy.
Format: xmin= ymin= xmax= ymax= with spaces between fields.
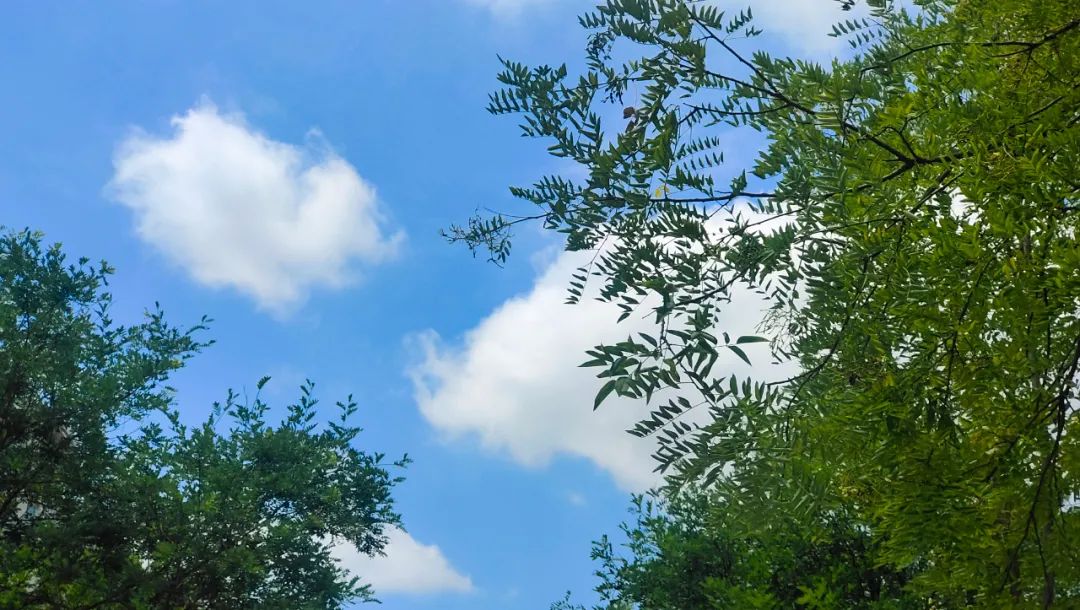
xmin=554 ymin=490 xmax=922 ymax=610
xmin=454 ymin=0 xmax=1080 ymax=604
xmin=0 ymin=229 xmax=406 ymax=609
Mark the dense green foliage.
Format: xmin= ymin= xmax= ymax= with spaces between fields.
xmin=0 ymin=230 xmax=404 ymax=609
xmin=555 ymin=492 xmax=921 ymax=609
xmin=455 ymin=0 xmax=1080 ymax=605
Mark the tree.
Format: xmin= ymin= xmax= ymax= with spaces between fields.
xmin=453 ymin=0 xmax=1080 ymax=603
xmin=0 ymin=229 xmax=406 ymax=609
xmin=554 ymin=491 xmax=922 ymax=610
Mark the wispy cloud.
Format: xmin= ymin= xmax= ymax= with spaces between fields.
xmin=462 ymin=0 xmax=562 ymax=19
xmin=566 ymin=491 xmax=587 ymax=507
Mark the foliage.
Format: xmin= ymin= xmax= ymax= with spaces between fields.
xmin=454 ymin=0 xmax=1080 ymax=604
xmin=0 ymin=229 xmax=405 ymax=609
xmin=554 ymin=491 xmax=922 ymax=609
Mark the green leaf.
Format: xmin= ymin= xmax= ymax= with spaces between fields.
xmin=727 ymin=344 xmax=752 ymax=365
xmin=595 ymin=379 xmax=618 ymax=410
xmin=735 ymin=335 xmax=768 ymax=344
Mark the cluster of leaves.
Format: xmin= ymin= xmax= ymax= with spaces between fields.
xmin=0 ymin=229 xmax=405 ymax=609
xmin=554 ymin=491 xmax=923 ymax=609
xmin=455 ymin=0 xmax=1080 ymax=604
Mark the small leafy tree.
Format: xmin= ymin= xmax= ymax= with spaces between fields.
xmin=0 ymin=229 xmax=405 ymax=609
xmin=455 ymin=0 xmax=1080 ymax=603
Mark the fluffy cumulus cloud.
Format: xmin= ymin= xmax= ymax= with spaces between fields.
xmin=332 ymin=527 xmax=474 ymax=596
xmin=109 ymin=102 xmax=402 ymax=314
xmin=410 ymin=244 xmax=787 ymax=492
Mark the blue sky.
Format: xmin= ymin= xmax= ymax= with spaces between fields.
xmin=0 ymin=1 xmax=855 ymax=607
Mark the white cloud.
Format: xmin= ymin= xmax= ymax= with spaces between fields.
xmin=466 ymin=0 xmax=858 ymax=55
xmin=332 ymin=527 xmax=474 ymax=596
xmin=409 ymin=241 xmax=786 ymax=492
xmin=739 ymin=0 xmax=864 ymax=55
xmin=109 ymin=101 xmax=402 ymax=314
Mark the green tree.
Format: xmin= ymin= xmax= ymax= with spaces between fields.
xmin=454 ymin=0 xmax=1080 ymax=604
xmin=554 ymin=491 xmax=922 ymax=610
xmin=0 ymin=229 xmax=406 ymax=609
